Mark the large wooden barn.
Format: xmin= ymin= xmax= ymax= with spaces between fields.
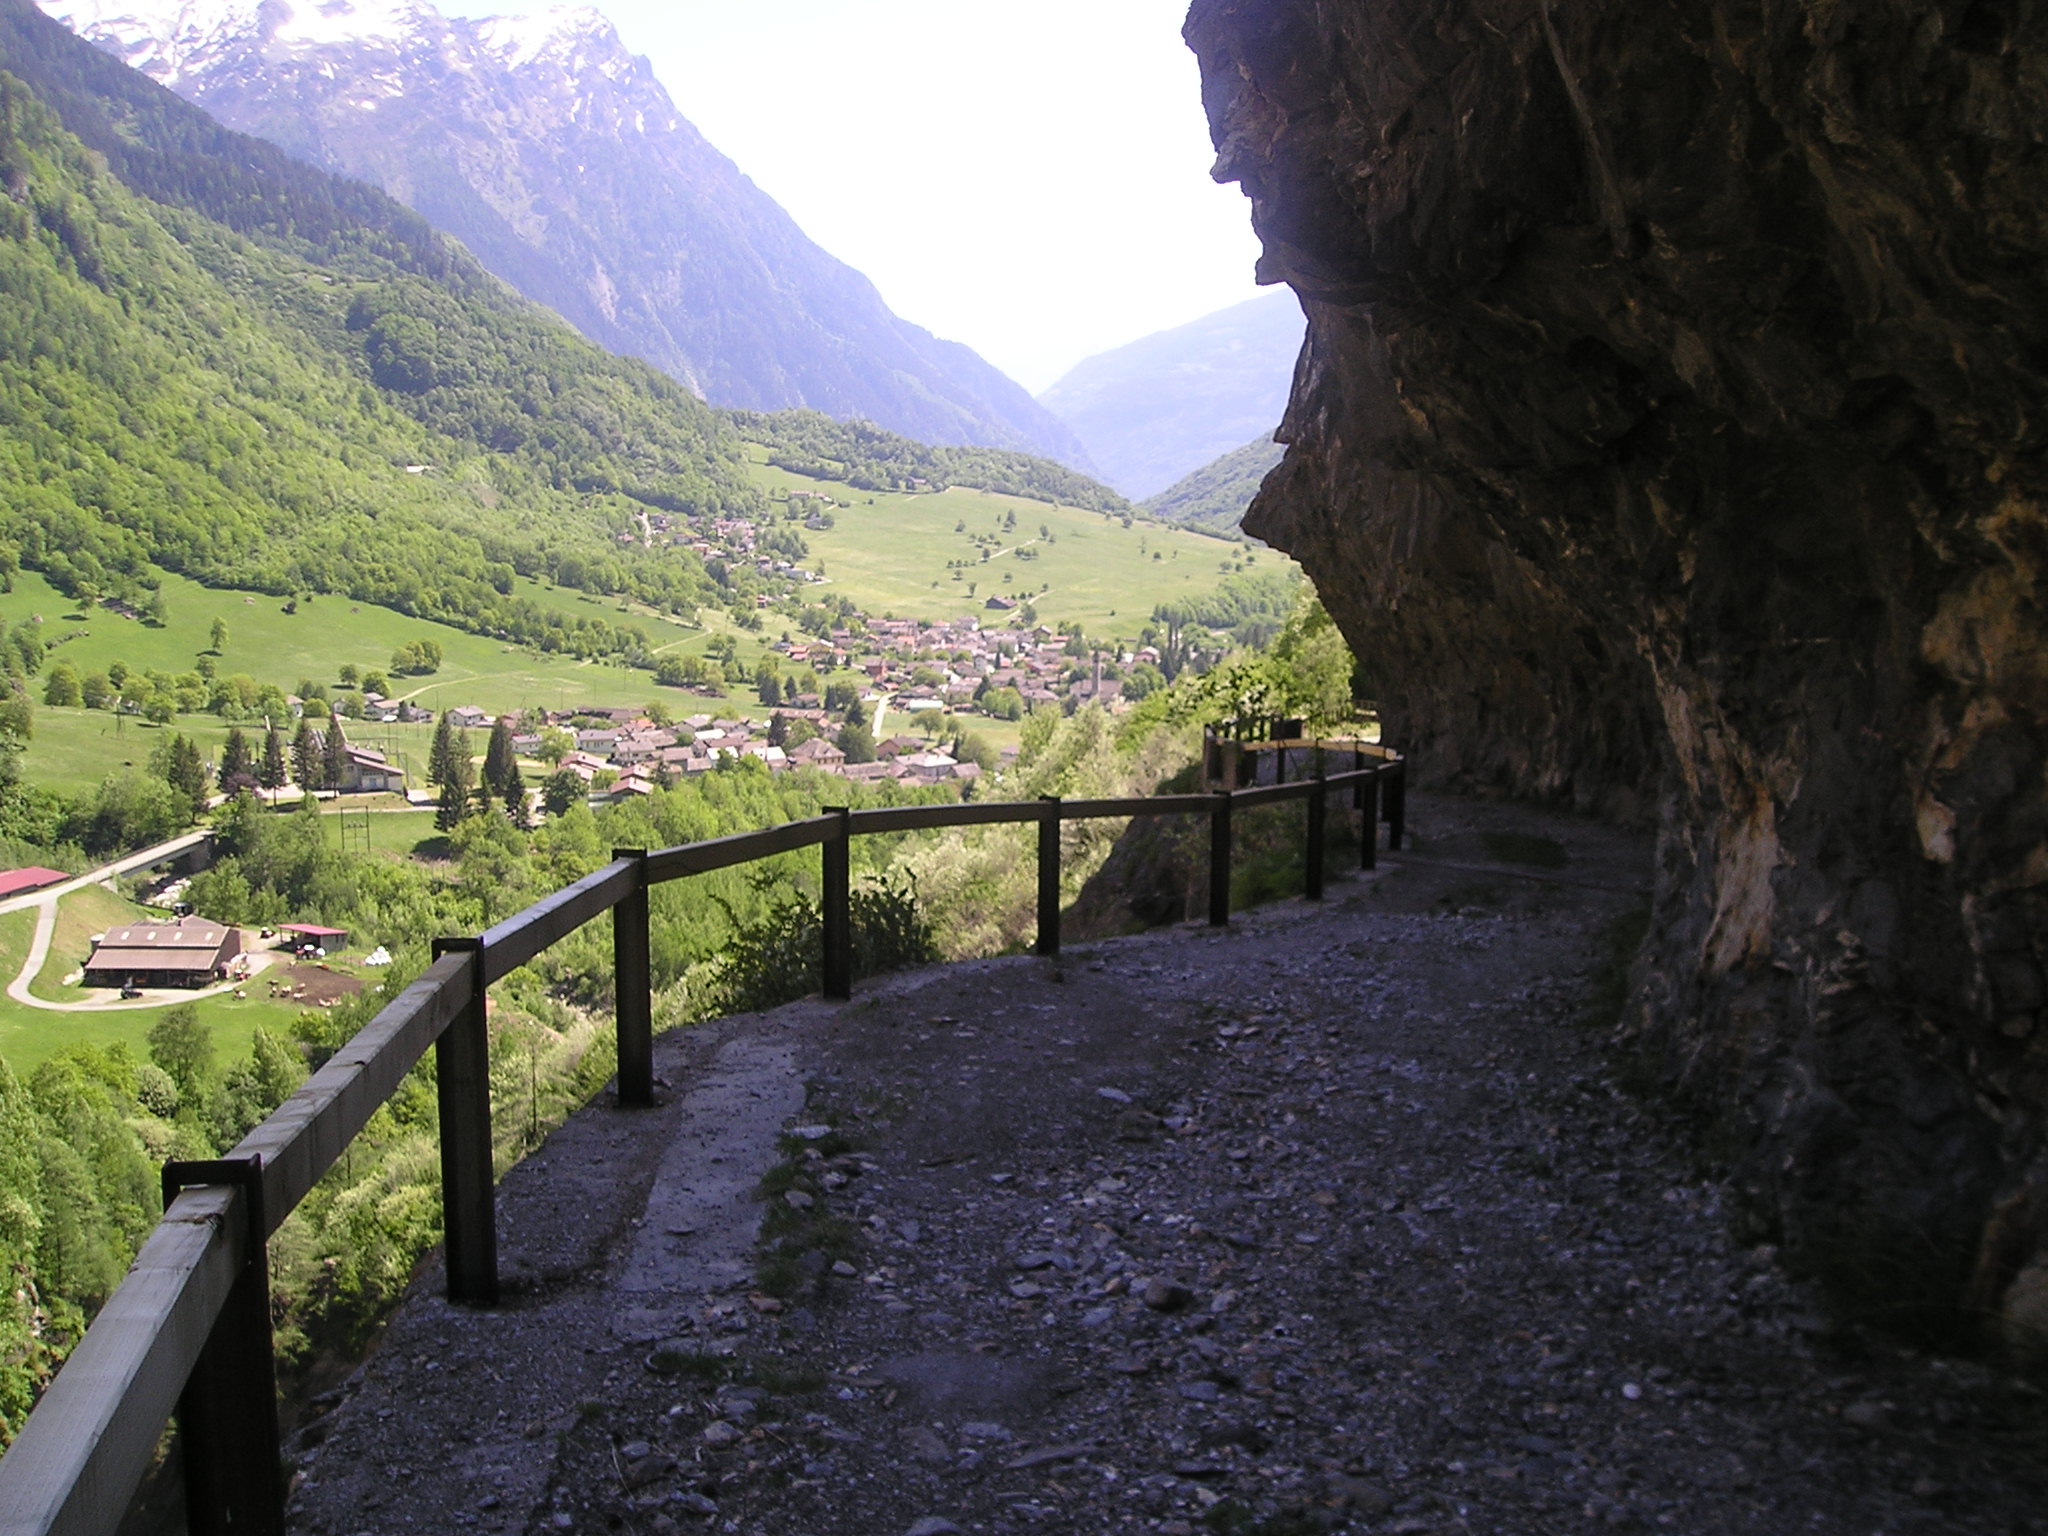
xmin=81 ymin=917 xmax=240 ymax=991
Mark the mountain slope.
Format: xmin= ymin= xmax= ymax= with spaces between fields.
xmin=38 ymin=0 xmax=1094 ymax=469
xmin=1140 ymin=436 xmax=1284 ymax=540
xmin=1036 ymin=289 xmax=1303 ymax=499
xmin=0 ymin=0 xmax=770 ymax=656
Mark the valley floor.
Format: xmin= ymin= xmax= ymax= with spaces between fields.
xmin=280 ymin=795 xmax=2047 ymax=1536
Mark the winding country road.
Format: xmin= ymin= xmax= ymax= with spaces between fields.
xmin=0 ymin=830 xmax=270 ymax=1012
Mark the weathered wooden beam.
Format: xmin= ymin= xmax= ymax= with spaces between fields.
xmin=0 ymin=1188 xmax=241 ymax=1536
xmin=480 ymin=856 xmax=636 ymax=983
xmin=1036 ymin=797 xmax=1061 ymax=957
xmin=612 ymin=849 xmax=653 ymax=1107
xmin=821 ymin=807 xmax=852 ymax=1000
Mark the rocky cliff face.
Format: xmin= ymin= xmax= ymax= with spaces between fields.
xmin=40 ymin=0 xmax=1093 ymax=466
xmin=1187 ymin=0 xmax=2048 ymax=1347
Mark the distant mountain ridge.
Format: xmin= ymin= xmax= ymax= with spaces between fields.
xmin=37 ymin=0 xmax=1094 ymax=468
xmin=1037 ymin=289 xmax=1303 ymax=500
xmin=1141 ymin=436 xmax=1285 ymax=541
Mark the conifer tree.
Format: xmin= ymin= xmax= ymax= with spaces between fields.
xmin=258 ymin=726 xmax=287 ymax=790
xmin=434 ymin=731 xmax=474 ymax=831
xmin=482 ymin=717 xmax=516 ymax=798
xmin=291 ymin=717 xmax=318 ymax=788
xmin=502 ymin=762 xmax=527 ymax=826
xmin=218 ymin=726 xmax=252 ymax=790
xmin=428 ymin=713 xmax=455 ymax=786
xmin=323 ymin=715 xmax=348 ymax=790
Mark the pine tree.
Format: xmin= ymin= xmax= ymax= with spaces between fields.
xmin=291 ymin=717 xmax=318 ymax=788
xmin=434 ymin=735 xmax=474 ymax=832
xmin=259 ymin=726 xmax=287 ymax=790
xmin=502 ymin=762 xmax=527 ymax=826
xmin=427 ymin=713 xmax=455 ymax=786
xmin=218 ymin=726 xmax=252 ymax=789
xmin=482 ymin=718 xmax=516 ymax=798
xmin=323 ymin=715 xmax=349 ymax=791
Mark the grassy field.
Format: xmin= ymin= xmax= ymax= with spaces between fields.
xmin=0 ymin=568 xmax=705 ymax=729
xmin=745 ymin=457 xmax=1273 ymax=648
xmin=0 ymin=883 xmax=319 ymax=1075
xmin=29 ymin=884 xmax=141 ymax=1000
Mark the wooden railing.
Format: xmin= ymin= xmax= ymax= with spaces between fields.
xmin=0 ymin=744 xmax=1404 ymax=1536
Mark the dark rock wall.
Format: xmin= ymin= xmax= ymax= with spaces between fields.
xmin=1186 ymin=0 xmax=2048 ymax=1341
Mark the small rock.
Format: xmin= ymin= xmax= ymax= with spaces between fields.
xmin=621 ymin=1441 xmax=651 ymax=1462
xmin=1009 ymin=1281 xmax=1044 ymax=1299
xmin=1620 ymin=1382 xmax=1643 ymax=1401
xmin=1143 ymin=1278 xmax=1194 ymax=1312
xmin=1014 ymin=1251 xmax=1059 ymax=1271
xmin=1327 ymin=1475 xmax=1393 ymax=1515
xmin=1178 ymin=1380 xmax=1222 ymax=1403
xmin=897 ymin=1221 xmax=923 ymax=1244
xmin=1080 ymin=1307 xmax=1116 ymax=1328
xmin=905 ymin=1520 xmax=962 ymax=1536
xmin=904 ymin=1426 xmax=950 ymax=1464
xmin=959 ymin=1421 xmax=1012 ymax=1442
xmin=791 ymin=1125 xmax=834 ymax=1140
xmin=671 ymin=1491 xmax=717 ymax=1516
xmin=1842 ymin=1400 xmax=1889 ymax=1430
xmin=623 ymin=1454 xmax=674 ymax=1489
xmin=783 ymin=1190 xmax=814 ymax=1210
xmin=831 ymin=1260 xmax=858 ymax=1277
xmin=1096 ymin=1087 xmax=1132 ymax=1104
xmin=701 ymin=1421 xmax=740 ymax=1448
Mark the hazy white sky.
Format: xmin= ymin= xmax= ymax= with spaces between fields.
xmin=442 ymin=0 xmax=1267 ymax=392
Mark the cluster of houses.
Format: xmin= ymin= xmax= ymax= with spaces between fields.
xmin=766 ymin=615 xmax=1150 ymax=717
xmin=452 ymin=706 xmax=988 ymax=799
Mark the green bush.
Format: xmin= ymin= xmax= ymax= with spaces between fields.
xmin=705 ymin=869 xmax=937 ymax=1016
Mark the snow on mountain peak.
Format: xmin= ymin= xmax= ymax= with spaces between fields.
xmin=37 ymin=0 xmax=448 ymax=79
xmin=474 ymin=7 xmax=616 ymax=70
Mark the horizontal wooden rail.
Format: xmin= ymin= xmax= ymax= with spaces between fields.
xmin=0 ymin=1187 xmax=244 ymax=1536
xmin=236 ymin=952 xmax=473 ymax=1231
xmin=480 ymin=858 xmax=638 ymax=984
xmin=646 ymin=815 xmax=837 ymax=881
xmin=848 ymin=801 xmax=1042 ymax=834
xmin=1231 ymin=778 xmax=1321 ymax=808
xmin=0 ymin=737 xmax=1403 ymax=1536
xmin=1057 ymin=793 xmax=1215 ymax=819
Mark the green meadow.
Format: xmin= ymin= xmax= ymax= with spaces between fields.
xmin=745 ymin=456 xmax=1273 ymax=648
xmin=0 ymin=885 xmax=322 ymax=1074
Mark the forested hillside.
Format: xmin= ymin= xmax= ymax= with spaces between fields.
xmin=729 ymin=410 xmax=1128 ymax=513
xmin=1141 ymin=436 xmax=1285 ymax=540
xmin=0 ymin=0 xmax=770 ymax=660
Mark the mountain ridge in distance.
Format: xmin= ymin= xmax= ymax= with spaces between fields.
xmin=1037 ymin=288 xmax=1303 ymax=500
xmin=1140 ymin=436 xmax=1285 ymax=541
xmin=37 ymin=0 xmax=1096 ymax=471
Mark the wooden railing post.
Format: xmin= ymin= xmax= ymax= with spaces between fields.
xmin=1306 ymin=765 xmax=1326 ymax=901
xmin=1036 ymin=796 xmax=1061 ymax=957
xmin=1208 ymin=791 xmax=1232 ymax=927
xmin=822 ymin=807 xmax=852 ymax=999
xmin=163 ymin=1158 xmax=284 ymax=1536
xmin=1362 ymin=764 xmax=1380 ymax=870
xmin=432 ymin=937 xmax=497 ymax=1306
xmin=1387 ymin=760 xmax=1407 ymax=850
xmin=612 ymin=849 xmax=652 ymax=1107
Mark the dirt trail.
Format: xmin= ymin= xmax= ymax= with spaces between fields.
xmin=282 ymin=793 xmax=2048 ymax=1536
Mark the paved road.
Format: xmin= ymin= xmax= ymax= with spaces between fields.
xmin=0 ymin=829 xmax=264 ymax=1013
xmin=0 ymin=830 xmax=211 ymax=918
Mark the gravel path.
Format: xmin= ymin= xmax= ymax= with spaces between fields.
xmin=283 ymin=793 xmax=2048 ymax=1536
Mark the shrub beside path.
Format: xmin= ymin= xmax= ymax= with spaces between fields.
xmin=282 ymin=793 xmax=2048 ymax=1536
